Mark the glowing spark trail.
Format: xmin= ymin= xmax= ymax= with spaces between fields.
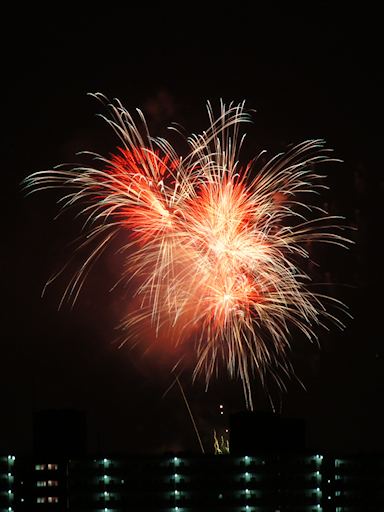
xmin=24 ymin=94 xmax=351 ymax=408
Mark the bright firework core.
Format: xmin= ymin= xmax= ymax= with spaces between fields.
xmin=24 ymin=95 xmax=351 ymax=408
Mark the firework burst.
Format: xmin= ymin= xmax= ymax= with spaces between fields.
xmin=24 ymin=94 xmax=351 ymax=408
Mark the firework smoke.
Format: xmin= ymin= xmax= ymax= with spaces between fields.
xmin=24 ymin=94 xmax=351 ymax=408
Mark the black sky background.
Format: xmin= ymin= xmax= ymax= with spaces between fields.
xmin=2 ymin=5 xmax=383 ymax=455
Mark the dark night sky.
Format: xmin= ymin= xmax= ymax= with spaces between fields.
xmin=2 ymin=5 xmax=383 ymax=455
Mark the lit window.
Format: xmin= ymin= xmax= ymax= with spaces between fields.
xmin=172 ymin=473 xmax=181 ymax=483
xmin=47 ymin=463 xmax=58 ymax=470
xmin=47 ymin=497 xmax=59 ymax=503
xmin=48 ymin=480 xmax=58 ymax=486
xmin=35 ymin=464 xmax=46 ymax=471
xmin=36 ymin=481 xmax=47 ymax=487
xmin=36 ymin=497 xmax=46 ymax=503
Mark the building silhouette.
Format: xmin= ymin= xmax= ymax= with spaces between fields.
xmin=1 ymin=410 xmax=383 ymax=510
xmin=1 ymin=452 xmax=384 ymax=511
xmin=33 ymin=409 xmax=86 ymax=457
xmin=230 ymin=411 xmax=306 ymax=454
